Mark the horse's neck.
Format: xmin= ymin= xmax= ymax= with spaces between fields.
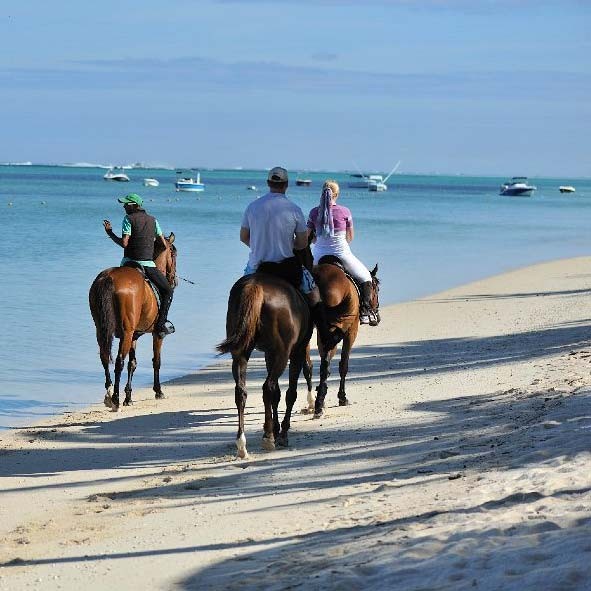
xmin=153 ymin=250 xmax=167 ymax=274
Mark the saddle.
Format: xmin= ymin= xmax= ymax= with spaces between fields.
xmin=121 ymin=261 xmax=161 ymax=308
xmin=257 ymin=256 xmax=303 ymax=292
xmin=317 ymin=255 xmax=361 ymax=299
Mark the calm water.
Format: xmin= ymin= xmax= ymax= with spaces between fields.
xmin=1 ymin=166 xmax=590 ymax=428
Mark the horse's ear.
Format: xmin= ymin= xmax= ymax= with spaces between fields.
xmin=168 ymin=232 xmax=175 ymax=244
xmin=371 ymin=264 xmax=378 ymax=277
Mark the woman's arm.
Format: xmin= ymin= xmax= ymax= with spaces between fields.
xmin=346 ymin=227 xmax=354 ymax=243
xmin=307 ymin=227 xmax=317 ymax=243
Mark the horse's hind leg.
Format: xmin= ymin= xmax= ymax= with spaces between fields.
xmin=112 ymin=331 xmax=133 ymax=411
xmin=123 ymin=339 xmax=138 ymax=406
xmin=301 ymin=343 xmax=315 ymax=414
xmin=338 ymin=332 xmax=355 ymax=406
xmin=262 ymin=352 xmax=288 ymax=452
xmin=100 ymin=347 xmax=113 ymax=408
xmin=152 ymin=334 xmax=165 ymax=399
xmin=233 ymin=351 xmax=251 ymax=459
xmin=314 ymin=348 xmax=336 ymax=419
xmin=278 ymin=347 xmax=305 ymax=447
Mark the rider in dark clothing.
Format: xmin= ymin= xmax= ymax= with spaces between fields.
xmin=103 ymin=193 xmax=174 ymax=337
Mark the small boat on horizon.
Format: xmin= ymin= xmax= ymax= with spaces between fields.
xmin=104 ymin=168 xmax=130 ymax=182
xmin=499 ymin=177 xmax=536 ymax=197
xmin=559 ymin=185 xmax=576 ymax=194
xmin=175 ymin=171 xmax=205 ymax=192
xmin=296 ymin=178 xmax=312 ymax=187
xmin=143 ymin=178 xmax=160 ymax=187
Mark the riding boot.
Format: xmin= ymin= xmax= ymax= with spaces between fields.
xmin=155 ymin=294 xmax=175 ymax=337
xmin=310 ymin=302 xmax=343 ymax=351
xmin=359 ymin=281 xmax=373 ymax=325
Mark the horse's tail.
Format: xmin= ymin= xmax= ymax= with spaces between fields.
xmin=216 ymin=282 xmax=264 ymax=355
xmin=89 ymin=273 xmax=117 ymax=363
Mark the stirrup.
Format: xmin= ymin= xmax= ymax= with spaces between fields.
xmin=157 ymin=320 xmax=175 ymax=337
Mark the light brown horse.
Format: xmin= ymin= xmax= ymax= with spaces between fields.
xmin=216 ymin=271 xmax=313 ymax=458
xmin=89 ymin=234 xmax=177 ymax=411
xmin=303 ymin=260 xmax=380 ymax=418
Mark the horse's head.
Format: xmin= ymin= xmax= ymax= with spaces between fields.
xmin=155 ymin=232 xmax=178 ymax=288
xmin=369 ymin=264 xmax=381 ymax=325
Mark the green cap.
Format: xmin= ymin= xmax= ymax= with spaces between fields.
xmin=118 ymin=193 xmax=143 ymax=206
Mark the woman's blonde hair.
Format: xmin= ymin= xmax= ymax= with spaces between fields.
xmin=322 ymin=179 xmax=340 ymax=199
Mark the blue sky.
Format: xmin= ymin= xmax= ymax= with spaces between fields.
xmin=1 ymin=1 xmax=589 ymax=176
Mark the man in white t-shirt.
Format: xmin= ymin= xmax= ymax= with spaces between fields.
xmin=240 ymin=166 xmax=342 ymax=350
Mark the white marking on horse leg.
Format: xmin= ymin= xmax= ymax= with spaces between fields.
xmin=104 ymin=392 xmax=112 ymax=408
xmin=236 ymin=433 xmax=248 ymax=459
xmin=262 ymin=435 xmax=275 ymax=452
xmin=307 ymin=390 xmax=315 ymax=411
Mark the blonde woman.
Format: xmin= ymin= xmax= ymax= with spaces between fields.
xmin=307 ymin=180 xmax=376 ymax=325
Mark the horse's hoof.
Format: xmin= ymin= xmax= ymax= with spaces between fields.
xmin=103 ymin=394 xmax=112 ymax=408
xmin=110 ymin=404 xmax=120 ymax=413
xmin=338 ymin=398 xmax=350 ymax=406
xmin=313 ymin=410 xmax=324 ymax=419
xmin=276 ymin=435 xmax=288 ymax=447
xmin=155 ymin=392 xmax=165 ymax=400
xmin=300 ymin=406 xmax=313 ymax=415
xmin=237 ymin=434 xmax=248 ymax=459
xmin=123 ymin=399 xmax=132 ymax=407
xmin=262 ymin=436 xmax=275 ymax=451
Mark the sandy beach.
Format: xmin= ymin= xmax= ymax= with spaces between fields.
xmin=1 ymin=257 xmax=590 ymax=590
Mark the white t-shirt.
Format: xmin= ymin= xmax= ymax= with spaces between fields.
xmin=241 ymin=192 xmax=307 ymax=269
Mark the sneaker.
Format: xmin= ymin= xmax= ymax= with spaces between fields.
xmin=157 ymin=321 xmax=175 ymax=338
xmin=359 ymin=313 xmax=371 ymax=325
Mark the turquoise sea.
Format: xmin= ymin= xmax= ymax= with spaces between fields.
xmin=1 ymin=165 xmax=590 ymax=429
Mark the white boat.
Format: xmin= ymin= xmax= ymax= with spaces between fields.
xmin=104 ymin=168 xmax=130 ymax=182
xmin=368 ymin=181 xmax=387 ymax=192
xmin=175 ymin=171 xmax=205 ymax=192
xmin=348 ymin=174 xmax=384 ymax=189
xmin=143 ymin=178 xmax=160 ymax=187
xmin=351 ymin=160 xmax=401 ymax=192
xmin=559 ymin=185 xmax=576 ymax=194
xmin=247 ymin=185 xmax=257 ymax=191
xmin=499 ymin=177 xmax=536 ymax=197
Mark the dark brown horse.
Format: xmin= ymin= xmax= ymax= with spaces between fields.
xmin=303 ymin=261 xmax=380 ymax=418
xmin=216 ymin=272 xmax=312 ymax=458
xmin=89 ymin=234 xmax=177 ymax=411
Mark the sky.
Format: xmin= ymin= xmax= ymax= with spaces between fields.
xmin=1 ymin=0 xmax=589 ymax=176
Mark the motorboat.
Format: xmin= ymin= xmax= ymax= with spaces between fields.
xmin=247 ymin=185 xmax=257 ymax=191
xmin=350 ymin=160 xmax=401 ymax=192
xmin=104 ymin=168 xmax=130 ymax=182
xmin=499 ymin=177 xmax=536 ymax=197
xmin=143 ymin=178 xmax=159 ymax=187
xmin=559 ymin=185 xmax=576 ymax=194
xmin=348 ymin=173 xmax=384 ymax=189
xmin=368 ymin=181 xmax=387 ymax=192
xmin=296 ymin=178 xmax=312 ymax=187
xmin=175 ymin=171 xmax=205 ymax=192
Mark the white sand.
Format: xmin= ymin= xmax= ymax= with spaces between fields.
xmin=1 ymin=257 xmax=590 ymax=590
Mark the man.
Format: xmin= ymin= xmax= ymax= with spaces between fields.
xmin=240 ymin=166 xmax=342 ymax=350
xmin=103 ymin=193 xmax=175 ymax=337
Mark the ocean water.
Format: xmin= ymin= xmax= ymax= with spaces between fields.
xmin=1 ymin=166 xmax=590 ymax=429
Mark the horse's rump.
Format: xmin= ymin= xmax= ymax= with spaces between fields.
xmin=313 ymin=263 xmax=358 ymax=317
xmin=89 ymin=270 xmax=118 ymax=362
xmin=217 ymin=274 xmax=310 ymax=355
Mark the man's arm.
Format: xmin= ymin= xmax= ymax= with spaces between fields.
xmin=240 ymin=226 xmax=250 ymax=246
xmin=103 ymin=220 xmax=129 ymax=248
xmin=294 ymin=230 xmax=308 ymax=250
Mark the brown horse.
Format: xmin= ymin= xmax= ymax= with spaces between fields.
xmin=89 ymin=234 xmax=177 ymax=411
xmin=216 ymin=272 xmax=313 ymax=458
xmin=303 ymin=260 xmax=380 ymax=418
